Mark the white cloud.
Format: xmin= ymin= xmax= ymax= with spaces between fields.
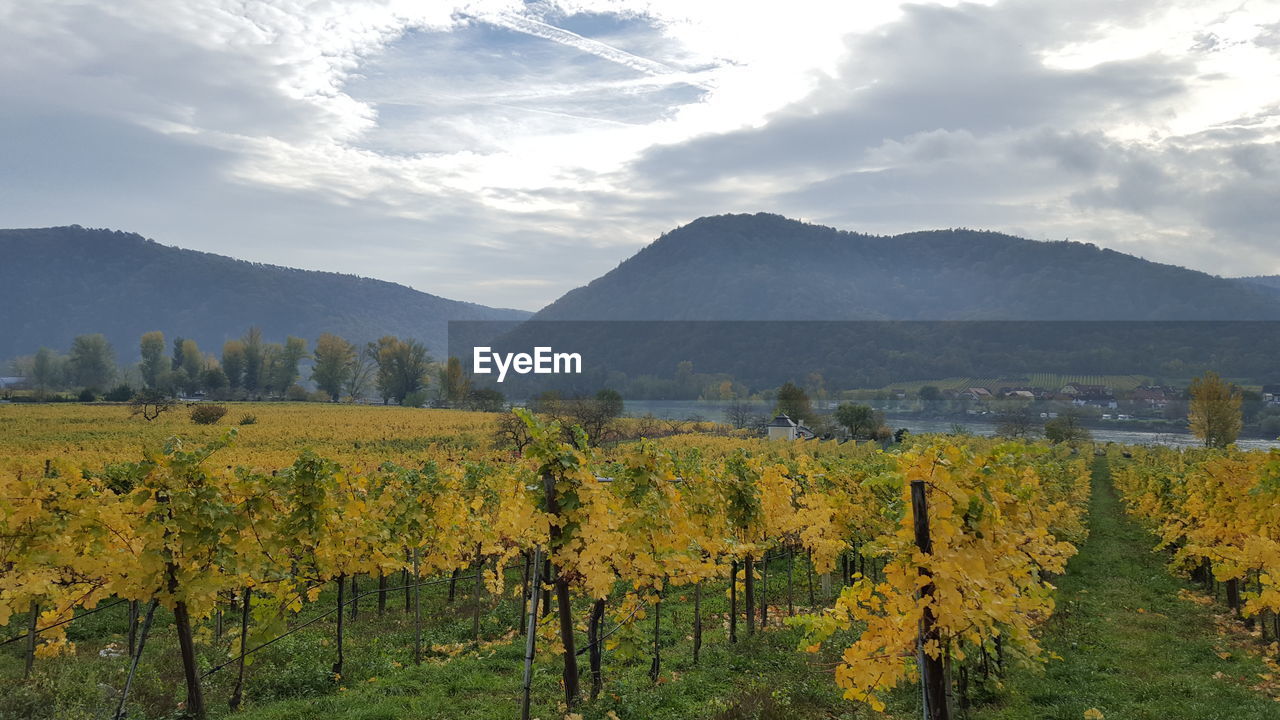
xmin=1 ymin=0 xmax=1279 ymax=310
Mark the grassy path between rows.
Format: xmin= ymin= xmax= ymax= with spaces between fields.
xmin=970 ymin=458 xmax=1280 ymax=720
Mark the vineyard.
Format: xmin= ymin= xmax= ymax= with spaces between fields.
xmin=10 ymin=400 xmax=1258 ymax=720
xmin=1111 ymin=444 xmax=1280 ymax=640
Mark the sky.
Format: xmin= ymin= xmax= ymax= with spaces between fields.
xmin=1 ymin=0 xmax=1278 ymax=311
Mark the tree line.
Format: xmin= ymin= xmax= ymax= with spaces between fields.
xmin=6 ymin=329 xmax=506 ymax=409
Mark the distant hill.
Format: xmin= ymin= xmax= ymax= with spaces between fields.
xmin=1235 ymin=275 xmax=1280 ymax=298
xmin=535 ymin=213 xmax=1280 ymax=321
xmin=482 ymin=214 xmax=1280 ymax=393
xmin=0 ymin=226 xmax=529 ymax=363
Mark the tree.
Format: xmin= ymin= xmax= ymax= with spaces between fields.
xmin=1045 ymin=412 xmax=1091 ymax=447
xmin=344 ymin=350 xmax=373 ymax=401
xmin=493 ymin=411 xmax=534 ymax=453
xmin=438 ymin=356 xmax=470 ymax=407
xmin=311 ymin=333 xmax=356 ymax=402
xmin=202 ymin=366 xmax=229 ymax=395
xmin=129 ymin=388 xmax=175 ymax=421
xmin=533 ymin=390 xmax=625 ymax=445
xmin=594 ymin=388 xmax=624 ymax=418
xmin=140 ymin=331 xmax=168 ymax=388
xmin=179 ymin=339 xmax=203 ymax=394
xmin=259 ymin=337 xmax=308 ymax=396
xmin=1188 ymin=371 xmax=1242 ymax=448
xmin=465 ymin=387 xmax=506 ymax=412
xmin=835 ymin=402 xmax=878 ymax=439
xmin=242 ymin=327 xmax=264 ymax=393
xmin=274 ymin=336 xmax=309 ymax=394
xmin=726 ymin=400 xmax=760 ymax=430
xmin=775 ymin=382 xmax=812 ymax=423
xmin=369 ymin=336 xmax=431 ymax=404
xmin=31 ymin=347 xmax=63 ymax=391
xmin=918 ymin=385 xmax=943 ymax=410
xmin=68 ymin=334 xmax=116 ymax=391
xmin=995 ymin=403 xmax=1037 ymax=438
xmin=221 ymin=340 xmax=245 ymax=390
xmin=171 ymin=336 xmax=186 ymax=376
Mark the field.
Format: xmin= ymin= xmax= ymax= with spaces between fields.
xmin=2 ymin=403 xmax=1279 ymax=720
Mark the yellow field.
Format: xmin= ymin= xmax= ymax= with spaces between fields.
xmin=0 ymin=402 xmax=505 ymax=476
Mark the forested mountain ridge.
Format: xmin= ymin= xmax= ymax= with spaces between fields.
xmin=534 ymin=213 xmax=1280 ymax=321
xmin=1235 ymin=275 xmax=1280 ymax=296
xmin=0 ymin=226 xmax=529 ymax=362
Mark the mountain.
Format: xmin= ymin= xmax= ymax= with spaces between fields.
xmin=483 ymin=214 xmax=1280 ymax=393
xmin=0 ymin=226 xmax=529 ymax=363
xmin=1235 ymin=275 xmax=1280 ymax=298
xmin=534 ymin=213 xmax=1280 ymax=321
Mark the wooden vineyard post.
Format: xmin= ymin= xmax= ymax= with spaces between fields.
xmin=127 ymin=600 xmax=139 ymax=657
xmin=911 ymin=479 xmax=949 ymax=720
xmin=520 ymin=547 xmax=544 ymax=720
xmin=760 ymin=551 xmax=769 ymax=629
xmin=693 ymin=581 xmax=703 ymax=664
xmin=730 ymin=559 xmax=738 ymax=643
xmin=114 ymin=600 xmax=158 ymax=720
xmin=520 ymin=551 xmax=531 ymax=626
xmin=787 ymin=548 xmax=795 ymax=616
xmin=24 ymin=601 xmax=37 ymax=678
xmin=745 ymin=554 xmax=756 ymax=635
xmin=588 ymin=598 xmax=605 ymax=700
xmin=649 ymin=587 xmax=663 ymax=683
xmin=541 ymin=557 xmax=553 ymax=618
xmin=173 ymin=599 xmax=207 ymax=719
xmin=807 ymin=550 xmax=815 ymax=607
xmin=472 ymin=545 xmax=484 ymax=643
xmin=350 ymin=575 xmax=359 ymax=621
xmin=413 ymin=548 xmax=423 ymax=665
xmin=215 ymin=595 xmax=223 ymax=644
xmin=541 ymin=469 xmax=581 ymax=707
xmin=403 ymin=550 xmax=412 ymax=613
xmin=332 ymin=575 xmax=345 ymax=679
xmin=229 ymin=587 xmax=252 ymax=711
xmin=377 ymin=573 xmax=387 ymax=617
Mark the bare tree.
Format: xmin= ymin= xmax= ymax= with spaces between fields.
xmin=995 ymin=403 xmax=1037 ymax=438
xmin=344 ymin=350 xmax=374 ymax=401
xmin=726 ymin=401 xmax=759 ymax=429
xmin=129 ymin=389 xmax=175 ymax=421
xmin=493 ymin=411 xmax=534 ymax=454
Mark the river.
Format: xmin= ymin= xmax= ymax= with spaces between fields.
xmin=623 ymin=400 xmax=1280 ymax=450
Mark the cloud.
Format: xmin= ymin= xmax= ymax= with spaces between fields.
xmin=617 ymin=0 xmax=1280 ymax=277
xmin=1 ymin=0 xmax=1279 ymax=312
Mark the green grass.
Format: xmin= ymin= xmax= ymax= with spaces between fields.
xmin=968 ymin=458 xmax=1280 ymax=720
xmin=3 ymin=560 xmax=873 ymax=720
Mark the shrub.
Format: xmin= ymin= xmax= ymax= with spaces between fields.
xmin=77 ymin=388 xmax=97 ymax=402
xmin=285 ymin=384 xmax=310 ymax=401
xmin=402 ymin=389 xmax=430 ymax=408
xmin=238 ymin=413 xmax=258 ymax=426
xmin=103 ymin=384 xmax=135 ymax=402
xmin=190 ymin=404 xmax=229 ymax=425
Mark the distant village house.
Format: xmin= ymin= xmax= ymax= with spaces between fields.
xmin=766 ymin=414 xmax=816 ymax=441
